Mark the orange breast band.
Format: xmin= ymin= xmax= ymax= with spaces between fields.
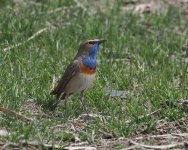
xmin=79 ymin=63 xmax=96 ymax=75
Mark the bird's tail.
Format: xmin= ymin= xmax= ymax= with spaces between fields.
xmin=50 ymin=88 xmax=67 ymax=100
xmin=50 ymin=90 xmax=67 ymax=109
xmin=50 ymin=88 xmax=61 ymax=99
xmin=50 ymin=89 xmax=57 ymax=95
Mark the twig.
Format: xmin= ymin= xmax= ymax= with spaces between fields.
xmin=64 ymin=146 xmax=96 ymax=150
xmin=3 ymin=28 xmax=47 ymax=52
xmin=139 ymin=108 xmax=161 ymax=119
xmin=46 ymin=7 xmax=65 ymax=15
xmin=129 ymin=140 xmax=186 ymax=149
xmin=25 ymin=1 xmax=46 ymax=7
xmin=2 ymin=141 xmax=68 ymax=149
xmin=0 ymin=107 xmax=33 ymax=122
xmin=172 ymin=133 xmax=188 ymax=138
xmin=125 ymin=108 xmax=161 ymax=124
xmin=23 ymin=141 xmax=66 ymax=149
xmin=135 ymin=133 xmax=183 ymax=140
xmin=122 ymin=145 xmax=139 ymax=150
xmin=51 ymin=75 xmax=56 ymax=90
xmin=1 ymin=143 xmax=18 ymax=150
xmin=177 ymin=99 xmax=188 ymax=105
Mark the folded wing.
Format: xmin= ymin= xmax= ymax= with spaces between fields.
xmin=51 ymin=60 xmax=80 ymax=99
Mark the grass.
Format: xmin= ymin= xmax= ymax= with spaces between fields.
xmin=0 ymin=0 xmax=188 ymax=148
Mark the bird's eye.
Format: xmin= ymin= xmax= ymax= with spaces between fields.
xmin=88 ymin=41 xmax=94 ymax=45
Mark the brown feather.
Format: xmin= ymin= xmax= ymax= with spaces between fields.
xmin=50 ymin=60 xmax=80 ymax=99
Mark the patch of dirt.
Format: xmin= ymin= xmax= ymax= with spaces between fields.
xmin=20 ymin=99 xmax=44 ymax=118
xmin=122 ymin=0 xmax=166 ymax=14
xmin=80 ymin=0 xmax=188 ymax=19
xmin=155 ymin=117 xmax=188 ymax=134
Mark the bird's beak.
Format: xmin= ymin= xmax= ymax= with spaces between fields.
xmin=98 ymin=39 xmax=107 ymax=44
xmin=88 ymin=39 xmax=107 ymax=45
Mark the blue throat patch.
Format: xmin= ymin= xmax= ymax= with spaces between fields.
xmin=83 ymin=44 xmax=99 ymax=69
xmin=83 ymin=57 xmax=96 ymax=69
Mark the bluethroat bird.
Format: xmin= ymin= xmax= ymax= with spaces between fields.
xmin=51 ymin=39 xmax=106 ymax=111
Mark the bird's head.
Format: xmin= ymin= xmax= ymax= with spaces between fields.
xmin=76 ymin=39 xmax=106 ymax=58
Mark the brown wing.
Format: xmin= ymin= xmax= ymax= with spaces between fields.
xmin=51 ymin=60 xmax=80 ymax=99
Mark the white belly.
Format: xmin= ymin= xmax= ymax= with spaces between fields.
xmin=65 ymin=73 xmax=96 ymax=94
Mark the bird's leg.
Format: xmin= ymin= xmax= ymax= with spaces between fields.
xmin=53 ymin=93 xmax=69 ymax=118
xmin=80 ymin=90 xmax=89 ymax=115
xmin=63 ymin=94 xmax=69 ymax=118
xmin=52 ymin=98 xmax=60 ymax=110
